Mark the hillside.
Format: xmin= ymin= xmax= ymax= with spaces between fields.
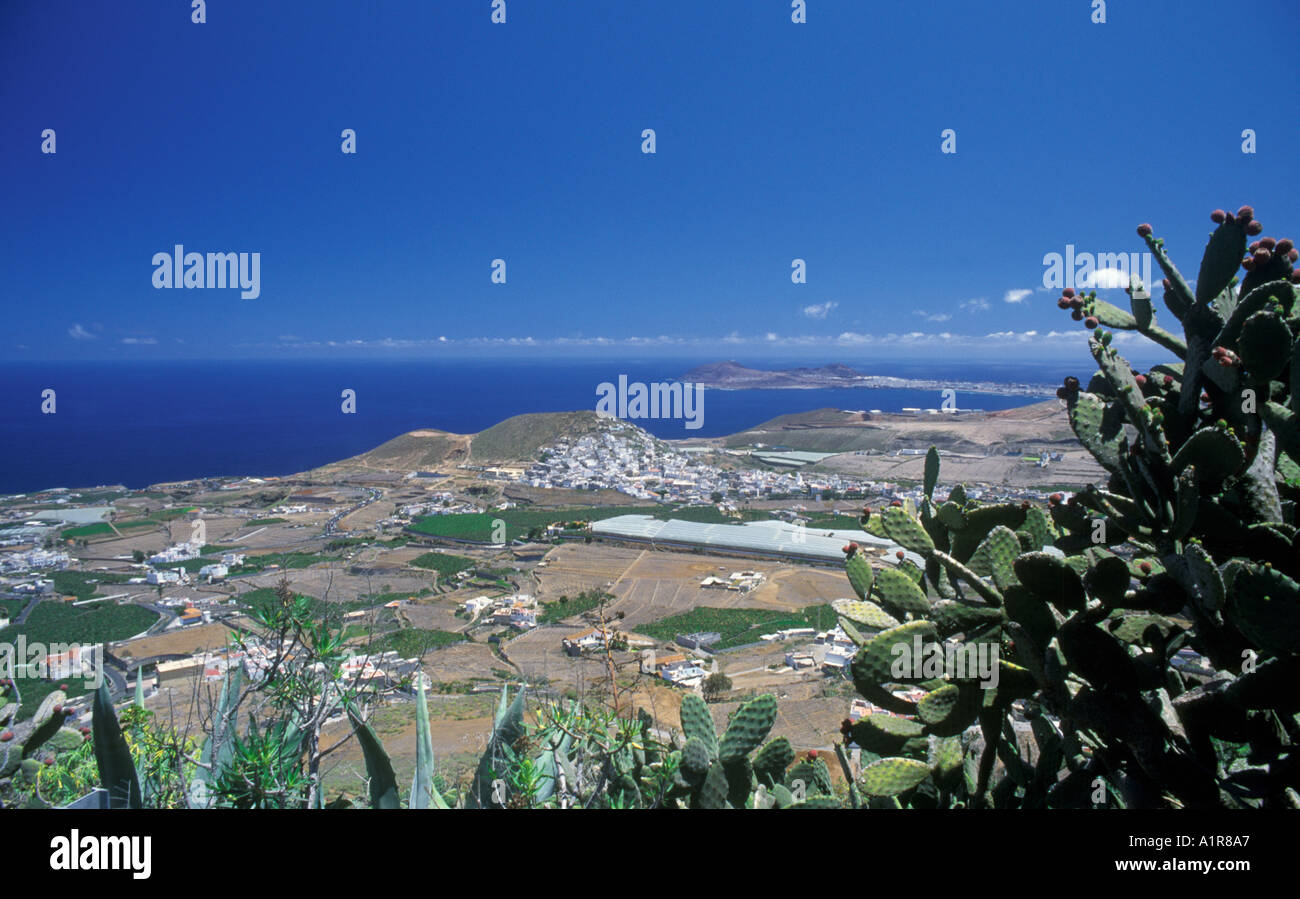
xmin=305 ymin=428 xmax=472 ymax=478
xmin=468 ymin=411 xmax=617 ymax=463
xmin=718 ymin=400 xmax=1078 ymax=454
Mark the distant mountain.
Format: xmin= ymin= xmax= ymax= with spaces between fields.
xmin=716 ymin=400 xmax=1075 ymax=453
xmin=680 ymin=360 xmax=1055 ymax=396
xmin=680 ymin=361 xmax=866 ymax=388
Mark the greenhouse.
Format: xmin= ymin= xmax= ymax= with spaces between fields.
xmin=590 ymin=515 xmax=917 ymax=565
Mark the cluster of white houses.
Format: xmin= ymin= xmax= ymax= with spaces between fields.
xmin=521 ymin=429 xmax=873 ymax=504
xmin=462 ymin=593 xmax=539 ymax=630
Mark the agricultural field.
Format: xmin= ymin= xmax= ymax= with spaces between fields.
xmin=0 ymin=599 xmax=158 ymax=646
xmin=47 ymin=570 xmax=135 ymax=600
xmin=532 ymin=543 xmax=643 ymax=600
xmin=365 ymin=628 xmax=465 ymax=657
xmin=237 ymin=587 xmax=374 ymax=623
xmin=636 ymin=603 xmax=836 ymax=650
xmin=536 ymin=589 xmax=612 ymax=625
xmin=409 ymin=551 xmax=477 ymax=577
xmin=59 ymin=506 xmax=197 ymax=540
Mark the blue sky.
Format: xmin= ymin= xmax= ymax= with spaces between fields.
xmin=3 ymin=0 xmax=1297 ymax=366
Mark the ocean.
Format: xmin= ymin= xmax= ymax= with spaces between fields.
xmin=0 ymin=359 xmax=1068 ymax=494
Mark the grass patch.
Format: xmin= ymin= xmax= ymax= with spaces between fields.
xmin=247 ymin=517 xmax=288 ymax=526
xmin=48 ymin=570 xmax=133 ymax=601
xmin=59 ymin=520 xmax=155 ymax=539
xmin=238 ymin=588 xmax=372 ymax=623
xmin=639 ymin=603 xmax=836 ymax=650
xmin=367 ymin=628 xmax=465 ymax=656
xmin=231 ymin=552 xmax=336 ymax=574
xmin=0 ymin=599 xmax=159 ymax=647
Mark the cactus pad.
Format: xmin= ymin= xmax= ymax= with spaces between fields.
xmin=851 ymin=620 xmax=938 ymax=692
xmin=881 ymin=506 xmax=935 ymax=556
xmin=832 ymin=598 xmax=900 ymax=631
xmin=1227 ymin=563 xmax=1300 ymax=656
xmin=679 ymin=693 xmax=718 ymax=759
xmin=871 ymin=566 xmax=931 ymax=619
xmin=859 ymin=757 xmax=931 ymax=797
xmin=718 ymin=693 xmax=778 ymax=762
xmin=1014 ymin=551 xmax=1086 ymax=612
xmin=845 ymin=548 xmax=875 ymax=601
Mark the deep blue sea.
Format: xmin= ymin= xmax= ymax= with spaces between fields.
xmin=0 ymin=359 xmax=1069 ymax=494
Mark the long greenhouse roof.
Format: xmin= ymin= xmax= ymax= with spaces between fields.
xmin=590 ymin=515 xmax=918 ymax=564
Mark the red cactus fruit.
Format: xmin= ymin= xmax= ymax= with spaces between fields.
xmin=1064 ymin=376 xmax=1080 ymax=390
xmin=890 ymin=500 xmax=903 ymax=508
xmin=1062 ymin=287 xmax=1075 ymax=299
xmin=1069 ymin=297 xmax=1084 ymax=310
xmin=895 ymin=550 xmax=905 ymax=560
xmin=1211 ymin=209 xmax=1227 ymax=223
xmin=1290 ymin=271 xmax=1300 ymax=283
xmin=1249 ymin=241 xmax=1261 ymax=253
xmin=1139 ymin=561 xmax=1152 ymax=575
xmin=1259 ymin=237 xmax=1276 ymax=251
xmin=1254 ymin=249 xmax=1272 ymax=265
xmin=1084 ymin=316 xmax=1099 ymax=329
xmin=1049 ymin=493 xmax=1063 ymax=504
xmin=1134 ymin=374 xmax=1147 ymax=388
xmin=0 ymin=730 xmax=13 ymax=742
xmin=1162 ymin=375 xmax=1173 ymax=386
xmin=1276 ymin=238 xmax=1294 ymax=254
xmin=53 ymin=705 xmax=62 ymax=714
xmin=44 ymin=756 xmax=55 ymax=766
xmin=1162 ymin=278 xmax=1171 ymax=289
xmin=1070 ymin=310 xmax=1083 ymax=321
xmin=1137 ymin=223 xmax=1152 ymax=237
xmin=1057 ymin=296 xmax=1071 ymax=310
xmin=1288 ymin=249 xmax=1299 ymax=263
xmin=808 ymin=750 xmax=818 ymax=760
xmin=1246 ymin=220 xmax=1263 ymax=236
xmin=1237 ymin=205 xmax=1254 ymax=223
xmin=1242 ymin=256 xmax=1255 ymax=271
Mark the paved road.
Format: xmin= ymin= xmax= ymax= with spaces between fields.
xmin=324 ymin=488 xmax=382 ymax=536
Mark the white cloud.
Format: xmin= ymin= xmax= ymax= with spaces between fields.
xmin=68 ymin=323 xmax=96 ymax=340
xmin=1003 ymin=288 xmax=1033 ymax=304
xmin=1081 ymin=268 xmax=1131 ymax=289
xmin=121 ymin=337 xmax=158 ymax=345
xmin=243 ymin=328 xmax=1144 ymax=355
xmin=914 ymin=310 xmax=952 ymax=323
xmin=960 ymin=298 xmax=990 ymax=313
xmin=802 ymin=301 xmax=838 ymax=319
